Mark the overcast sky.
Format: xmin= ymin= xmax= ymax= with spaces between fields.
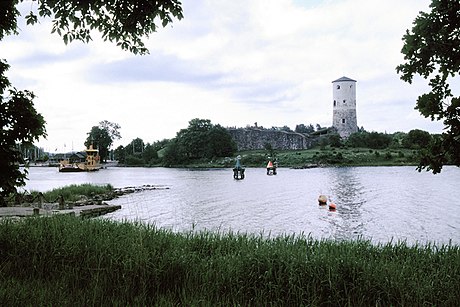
xmin=1 ymin=0 xmax=447 ymax=152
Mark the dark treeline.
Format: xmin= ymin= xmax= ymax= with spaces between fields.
xmin=114 ymin=119 xmax=237 ymax=166
xmin=324 ymin=128 xmax=433 ymax=150
xmin=114 ymin=118 xmax=442 ymax=167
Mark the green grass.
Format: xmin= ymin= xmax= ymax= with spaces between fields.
xmin=29 ymin=183 xmax=114 ymax=203
xmin=230 ymin=147 xmax=420 ymax=168
xmin=123 ymin=146 xmax=422 ymax=168
xmin=0 ymin=215 xmax=458 ymax=306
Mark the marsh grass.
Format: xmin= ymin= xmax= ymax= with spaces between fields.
xmin=29 ymin=183 xmax=114 ymax=202
xmin=0 ymin=216 xmax=458 ymax=306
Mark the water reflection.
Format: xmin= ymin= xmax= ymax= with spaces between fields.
xmin=321 ymin=168 xmax=366 ymax=241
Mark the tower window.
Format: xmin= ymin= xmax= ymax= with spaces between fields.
xmin=336 ymin=85 xmax=340 ymax=89
xmin=342 ymin=118 xmax=346 ymax=124
xmin=343 ymin=99 xmax=346 ymax=103
xmin=333 ymin=100 xmax=336 ymax=107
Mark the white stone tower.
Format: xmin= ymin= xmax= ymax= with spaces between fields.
xmin=332 ymin=76 xmax=358 ymax=138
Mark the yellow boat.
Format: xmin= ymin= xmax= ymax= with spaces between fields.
xmin=59 ymin=145 xmax=101 ymax=172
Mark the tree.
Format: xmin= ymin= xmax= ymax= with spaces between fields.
xmin=85 ymin=121 xmax=121 ymax=162
xmin=0 ymin=62 xmax=46 ymax=204
xmin=345 ymin=132 xmax=367 ymax=148
xmin=389 ymin=132 xmax=407 ymax=149
xmin=396 ymin=0 xmax=460 ymax=173
xmin=1 ymin=0 xmax=183 ymax=200
xmin=162 ymin=139 xmax=183 ymax=166
xmin=163 ymin=119 xmax=237 ymax=164
xmin=99 ymin=120 xmax=121 ymax=142
xmin=402 ymin=129 xmax=432 ymax=149
xmin=85 ymin=126 xmax=110 ymax=162
xmin=366 ymin=132 xmax=392 ymax=150
xmin=345 ymin=131 xmax=392 ymax=149
xmin=22 ymin=0 xmax=183 ymax=55
xmin=295 ymin=124 xmax=315 ymax=134
xmin=263 ymin=142 xmax=276 ymax=159
xmin=205 ymin=125 xmax=237 ymax=158
xmin=176 ymin=119 xmax=214 ymax=159
xmin=127 ymin=138 xmax=144 ymax=154
xmin=327 ymin=133 xmax=342 ymax=148
xmin=114 ymin=145 xmax=126 ymax=164
xmin=142 ymin=143 xmax=159 ymax=165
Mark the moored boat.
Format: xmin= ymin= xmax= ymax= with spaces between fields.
xmin=59 ymin=145 xmax=101 ymax=172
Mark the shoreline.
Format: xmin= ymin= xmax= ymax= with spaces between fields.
xmin=0 ymin=184 xmax=167 ymax=219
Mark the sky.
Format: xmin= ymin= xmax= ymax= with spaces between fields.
xmin=0 ymin=0 xmax=449 ymax=153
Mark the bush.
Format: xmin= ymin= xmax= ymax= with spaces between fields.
xmin=30 ymin=184 xmax=113 ymax=203
xmin=125 ymin=156 xmax=145 ymax=166
xmin=384 ymin=152 xmax=392 ymax=160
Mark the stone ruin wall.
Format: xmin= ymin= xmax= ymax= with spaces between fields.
xmin=227 ymin=128 xmax=320 ymax=151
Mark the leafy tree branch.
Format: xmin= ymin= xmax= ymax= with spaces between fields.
xmin=396 ymin=0 xmax=460 ymax=173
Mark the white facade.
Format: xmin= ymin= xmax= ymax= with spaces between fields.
xmin=332 ymin=76 xmax=358 ymax=138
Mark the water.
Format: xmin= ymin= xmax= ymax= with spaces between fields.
xmin=24 ymin=166 xmax=460 ymax=245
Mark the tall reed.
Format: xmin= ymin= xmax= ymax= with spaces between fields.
xmin=0 ymin=215 xmax=458 ymax=306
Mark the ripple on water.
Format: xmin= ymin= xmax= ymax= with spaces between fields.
xmin=24 ymin=166 xmax=460 ymax=245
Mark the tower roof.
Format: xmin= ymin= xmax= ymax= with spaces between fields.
xmin=332 ymin=76 xmax=356 ymax=83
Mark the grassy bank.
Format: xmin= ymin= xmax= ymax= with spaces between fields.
xmin=27 ymin=183 xmax=114 ymax=203
xmin=178 ymin=147 xmax=421 ymax=168
xmin=5 ymin=184 xmax=115 ymax=207
xmin=120 ymin=146 xmax=422 ymax=168
xmin=1 ymin=216 xmax=458 ymax=306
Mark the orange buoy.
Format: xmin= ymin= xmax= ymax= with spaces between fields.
xmin=318 ymin=195 xmax=327 ymax=206
xmin=329 ymin=203 xmax=336 ymax=211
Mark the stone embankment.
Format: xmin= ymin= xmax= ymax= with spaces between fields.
xmin=0 ymin=185 xmax=168 ymax=219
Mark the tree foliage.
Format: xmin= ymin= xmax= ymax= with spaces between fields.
xmin=115 ymin=139 xmax=164 ymax=166
xmin=396 ymin=0 xmax=460 ymax=173
xmin=163 ymin=119 xmax=237 ymax=164
xmin=22 ymin=0 xmax=183 ymax=55
xmin=114 ymin=145 xmax=126 ymax=164
xmin=0 ymin=61 xmax=46 ymax=202
xmin=295 ymin=124 xmax=315 ymax=134
xmin=402 ymin=129 xmax=432 ymax=149
xmin=142 ymin=143 xmax=159 ymax=164
xmin=345 ymin=131 xmax=392 ymax=149
xmin=85 ymin=121 xmax=121 ymax=162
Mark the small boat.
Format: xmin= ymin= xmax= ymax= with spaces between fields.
xmin=58 ymin=162 xmax=82 ymax=172
xmin=59 ymin=145 xmax=101 ymax=172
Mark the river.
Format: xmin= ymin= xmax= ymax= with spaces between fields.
xmin=24 ymin=166 xmax=460 ymax=245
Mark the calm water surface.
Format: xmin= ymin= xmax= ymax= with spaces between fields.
xmin=25 ymin=166 xmax=460 ymax=245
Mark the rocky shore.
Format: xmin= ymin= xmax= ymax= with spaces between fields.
xmin=0 ymin=184 xmax=169 ymax=219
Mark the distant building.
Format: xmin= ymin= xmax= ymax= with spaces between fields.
xmin=48 ymin=152 xmax=86 ymax=164
xmin=332 ymin=76 xmax=358 ymax=138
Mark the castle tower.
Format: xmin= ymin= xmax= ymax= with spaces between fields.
xmin=332 ymin=76 xmax=358 ymax=138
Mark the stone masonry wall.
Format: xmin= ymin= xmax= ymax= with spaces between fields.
xmin=227 ymin=128 xmax=320 ymax=151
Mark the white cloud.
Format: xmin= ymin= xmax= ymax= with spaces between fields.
xmin=0 ymin=0 xmax=444 ymax=152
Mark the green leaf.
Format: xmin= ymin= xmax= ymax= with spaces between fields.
xmin=25 ymin=12 xmax=38 ymax=25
